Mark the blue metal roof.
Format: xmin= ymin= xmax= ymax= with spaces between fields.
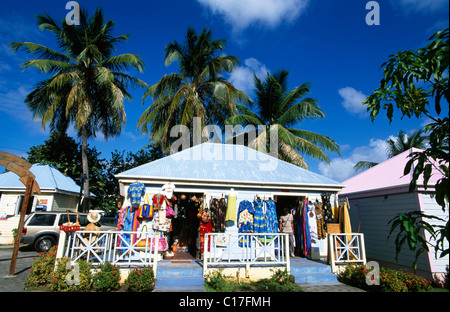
xmin=0 ymin=164 xmax=81 ymax=195
xmin=116 ymin=143 xmax=343 ymax=188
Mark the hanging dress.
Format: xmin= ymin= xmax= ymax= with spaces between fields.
xmin=121 ymin=206 xmax=140 ymax=247
xmin=237 ymin=200 xmax=254 ymax=247
xmin=253 ymin=200 xmax=267 ymax=238
xmin=298 ymin=200 xmax=311 ymax=257
xmin=307 ymin=203 xmax=318 ymax=243
xmin=321 ymin=193 xmax=334 ymax=232
xmin=315 ymin=202 xmax=326 ymax=240
xmin=265 ymin=200 xmax=279 ymax=238
xmin=225 ymin=192 xmax=237 ymax=225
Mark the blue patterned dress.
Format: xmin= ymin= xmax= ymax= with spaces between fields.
xmin=253 ymin=200 xmax=267 ymax=237
xmin=265 ymin=200 xmax=279 ymax=238
xmin=237 ymin=200 xmax=254 ymax=247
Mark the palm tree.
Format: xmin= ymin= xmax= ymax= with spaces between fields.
xmin=10 ymin=8 xmax=146 ymax=211
xmin=137 ymin=27 xmax=251 ymax=151
xmin=354 ymin=129 xmax=428 ymax=171
xmin=226 ymin=70 xmax=340 ymax=169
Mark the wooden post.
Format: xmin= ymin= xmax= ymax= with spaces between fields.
xmin=9 ymin=177 xmax=34 ymax=276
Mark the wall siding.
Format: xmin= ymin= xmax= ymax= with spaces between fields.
xmin=52 ymin=193 xmax=78 ymax=212
xmin=419 ymin=192 xmax=449 ymax=273
xmin=348 ymin=192 xmax=430 ymax=272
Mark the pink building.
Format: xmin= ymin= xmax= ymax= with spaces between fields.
xmin=340 ymin=148 xmax=448 ymax=284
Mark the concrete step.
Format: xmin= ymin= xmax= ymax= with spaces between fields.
xmin=154 ymin=260 xmax=205 ymax=292
xmin=289 ymin=258 xmax=338 ymax=285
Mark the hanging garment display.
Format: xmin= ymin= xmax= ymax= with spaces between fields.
xmin=307 ymin=202 xmax=318 ymax=243
xmin=152 ymin=194 xmax=165 ymax=210
xmin=297 ymin=200 xmax=311 ymax=257
xmin=225 ymin=191 xmax=237 ymax=224
xmin=265 ymin=200 xmax=279 ymax=237
xmin=210 ymin=198 xmax=226 ymax=233
xmin=116 ymin=205 xmax=127 ymax=231
xmin=237 ymin=200 xmax=255 ymax=247
xmin=253 ymin=199 xmax=267 ymax=236
xmin=315 ymin=202 xmax=326 ymax=240
xmin=321 ymin=193 xmax=334 ymax=232
xmin=128 ymin=181 xmax=145 ymax=206
xmin=121 ymin=206 xmax=140 ymax=247
xmin=162 ymin=182 xmax=175 ymax=198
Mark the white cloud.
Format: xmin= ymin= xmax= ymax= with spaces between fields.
xmin=319 ymin=138 xmax=389 ymax=182
xmin=338 ymin=87 xmax=368 ymax=118
xmin=0 ymin=85 xmax=47 ymax=135
xmin=229 ymin=58 xmax=269 ymax=95
xmin=197 ymin=0 xmax=310 ymax=32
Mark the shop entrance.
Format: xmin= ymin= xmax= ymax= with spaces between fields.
xmin=169 ymin=192 xmax=203 ymax=260
xmin=275 ymin=195 xmax=306 ymax=256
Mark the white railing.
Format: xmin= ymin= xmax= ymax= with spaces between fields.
xmin=203 ymin=233 xmax=290 ymax=276
xmin=328 ymin=233 xmax=367 ymax=273
xmin=57 ymin=230 xmax=160 ymax=274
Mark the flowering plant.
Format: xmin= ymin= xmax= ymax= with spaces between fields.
xmin=125 ymin=267 xmax=156 ymax=292
xmin=338 ymin=264 xmax=432 ymax=292
xmin=48 ymin=257 xmax=92 ymax=292
xmin=92 ymin=261 xmax=121 ymax=292
xmin=25 ymin=245 xmax=58 ymax=288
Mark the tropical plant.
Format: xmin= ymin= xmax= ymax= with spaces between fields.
xmin=48 ymin=258 xmax=92 ymax=292
xmin=10 ymin=7 xmax=146 ymax=211
xmin=138 ymin=27 xmax=251 ymax=152
xmin=363 ymin=28 xmax=449 ymax=266
xmin=25 ymin=245 xmax=58 ymax=289
xmin=354 ymin=129 xmax=428 ymax=171
xmin=226 ymin=70 xmax=339 ymax=169
xmin=125 ymin=267 xmax=156 ymax=292
xmin=92 ymin=261 xmax=121 ymax=292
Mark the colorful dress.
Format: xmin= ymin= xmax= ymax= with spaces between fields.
xmin=210 ymin=198 xmax=226 ymax=233
xmin=121 ymin=206 xmax=140 ymax=247
xmin=298 ymin=200 xmax=311 ymax=257
xmin=253 ymin=200 xmax=267 ymax=237
xmin=237 ymin=200 xmax=254 ymax=247
xmin=265 ymin=200 xmax=279 ymax=237
xmin=128 ymin=182 xmax=145 ymax=206
xmin=225 ymin=193 xmax=237 ymax=224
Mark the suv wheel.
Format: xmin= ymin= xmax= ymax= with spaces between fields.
xmin=34 ymin=235 xmax=56 ymax=252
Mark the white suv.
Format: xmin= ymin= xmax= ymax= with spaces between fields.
xmin=21 ymin=212 xmax=115 ymax=252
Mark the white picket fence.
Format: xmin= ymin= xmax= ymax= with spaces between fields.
xmin=328 ymin=233 xmax=367 ymax=273
xmin=203 ymin=233 xmax=290 ymax=276
xmin=57 ymin=230 xmax=160 ymax=273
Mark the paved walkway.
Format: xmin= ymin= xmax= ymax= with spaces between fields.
xmin=0 ymin=245 xmax=38 ymax=292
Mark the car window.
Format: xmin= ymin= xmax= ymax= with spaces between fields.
xmin=77 ymin=215 xmax=89 ymax=226
xmin=27 ymin=214 xmax=56 ymax=226
xmin=58 ymin=214 xmax=89 ymax=226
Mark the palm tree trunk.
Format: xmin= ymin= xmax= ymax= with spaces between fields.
xmin=81 ymin=125 xmax=90 ymax=212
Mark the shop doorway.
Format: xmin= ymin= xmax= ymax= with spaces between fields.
xmin=275 ymin=195 xmax=305 ymax=256
xmin=170 ymin=192 xmax=204 ymax=260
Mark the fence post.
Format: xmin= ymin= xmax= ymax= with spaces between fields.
xmin=203 ymin=233 xmax=209 ymax=277
xmin=285 ymin=234 xmax=290 ymax=273
xmin=56 ymin=231 xmax=67 ymax=259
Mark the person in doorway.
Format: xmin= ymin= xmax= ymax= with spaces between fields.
xmin=279 ymin=208 xmax=295 ymax=257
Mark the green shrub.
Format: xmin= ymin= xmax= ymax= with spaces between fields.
xmin=92 ymin=262 xmax=121 ymax=292
xmin=25 ymin=245 xmax=58 ymax=288
xmin=205 ymin=269 xmax=302 ymax=292
xmin=338 ymin=264 xmax=432 ymax=292
xmin=48 ymin=257 xmax=92 ymax=292
xmin=125 ymin=267 xmax=156 ymax=292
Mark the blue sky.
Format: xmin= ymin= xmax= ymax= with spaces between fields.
xmin=0 ymin=0 xmax=448 ymax=182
